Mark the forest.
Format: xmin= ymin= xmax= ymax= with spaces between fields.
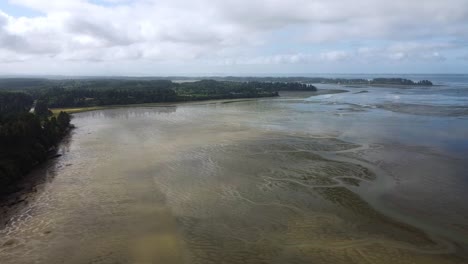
xmin=0 ymin=92 xmax=71 ymax=195
xmin=0 ymin=79 xmax=317 ymax=108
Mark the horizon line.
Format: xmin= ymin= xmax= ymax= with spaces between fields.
xmin=0 ymin=73 xmax=467 ymax=79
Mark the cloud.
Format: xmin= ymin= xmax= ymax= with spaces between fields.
xmin=319 ymin=51 xmax=350 ymax=62
xmin=224 ymin=53 xmax=316 ymax=65
xmin=0 ymin=0 xmax=467 ymax=73
xmin=351 ymin=42 xmax=452 ymax=62
xmin=224 ymin=42 xmax=454 ymax=66
xmin=66 ymin=18 xmax=134 ymax=46
xmin=0 ymin=11 xmax=61 ymax=54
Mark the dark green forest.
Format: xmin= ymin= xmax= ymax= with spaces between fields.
xmin=0 ymin=79 xmax=316 ymax=108
xmin=0 ymin=92 xmax=71 ymax=195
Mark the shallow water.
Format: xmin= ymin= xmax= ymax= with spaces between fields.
xmin=1 ymin=82 xmax=468 ymax=263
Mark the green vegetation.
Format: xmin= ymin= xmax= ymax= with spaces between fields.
xmin=174 ymin=80 xmax=314 ymax=101
xmin=0 ymin=79 xmax=317 ymax=108
xmin=209 ymin=77 xmax=433 ymax=86
xmin=0 ymin=91 xmax=33 ymax=114
xmin=38 ymin=80 xmax=275 ymax=108
xmin=0 ymin=92 xmax=71 ymax=195
xmin=369 ymin=78 xmax=432 ymax=86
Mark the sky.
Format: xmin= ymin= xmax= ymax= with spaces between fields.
xmin=0 ymin=0 xmax=467 ymax=76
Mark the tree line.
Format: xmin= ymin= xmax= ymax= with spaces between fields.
xmin=206 ymin=77 xmax=433 ymax=86
xmin=0 ymin=79 xmax=316 ymax=108
xmin=0 ymin=92 xmax=71 ymax=195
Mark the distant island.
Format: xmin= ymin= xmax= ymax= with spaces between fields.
xmin=207 ymin=77 xmax=433 ymax=86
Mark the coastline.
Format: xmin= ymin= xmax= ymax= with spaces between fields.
xmin=342 ymin=84 xmax=440 ymax=88
xmin=0 ymin=117 xmax=73 ymax=198
xmin=2 ymin=89 xmax=342 ymax=207
xmin=51 ymin=89 xmax=348 ymax=115
xmin=1 ymin=84 xmax=467 ymax=263
xmin=50 ymin=96 xmax=277 ymax=115
xmin=0 ymin=132 xmax=72 ymax=226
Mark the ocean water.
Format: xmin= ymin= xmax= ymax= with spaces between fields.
xmin=0 ymin=75 xmax=467 ymax=263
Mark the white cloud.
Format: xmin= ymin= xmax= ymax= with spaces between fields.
xmin=0 ymin=0 xmax=467 ymax=73
xmin=319 ymin=51 xmax=350 ymax=62
xmin=224 ymin=42 xmax=454 ymax=66
xmin=225 ymin=53 xmax=315 ymax=65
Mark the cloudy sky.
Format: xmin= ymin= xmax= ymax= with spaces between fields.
xmin=0 ymin=0 xmax=467 ymax=76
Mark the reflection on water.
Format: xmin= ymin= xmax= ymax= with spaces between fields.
xmin=0 ymin=85 xmax=468 ymax=263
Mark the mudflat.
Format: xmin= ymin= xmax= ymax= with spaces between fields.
xmin=1 ymin=86 xmax=467 ymax=263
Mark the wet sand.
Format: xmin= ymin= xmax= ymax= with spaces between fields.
xmin=0 ymin=91 xmax=467 ymax=263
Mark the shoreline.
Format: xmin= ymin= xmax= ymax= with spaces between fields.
xmin=2 ymin=89 xmax=342 ymax=210
xmin=50 ymin=97 xmax=275 ymax=115
xmin=0 ymin=132 xmax=73 ymax=227
xmin=51 ymin=89 xmax=348 ymax=115
xmin=0 ymin=88 xmax=346 ymax=227
xmin=342 ymin=84 xmax=441 ymax=88
xmin=0 ymin=85 xmax=466 ymax=262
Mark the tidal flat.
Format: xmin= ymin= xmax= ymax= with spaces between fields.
xmin=1 ymin=85 xmax=467 ymax=263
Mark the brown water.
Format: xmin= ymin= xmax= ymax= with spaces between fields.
xmin=1 ymin=92 xmax=467 ymax=263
